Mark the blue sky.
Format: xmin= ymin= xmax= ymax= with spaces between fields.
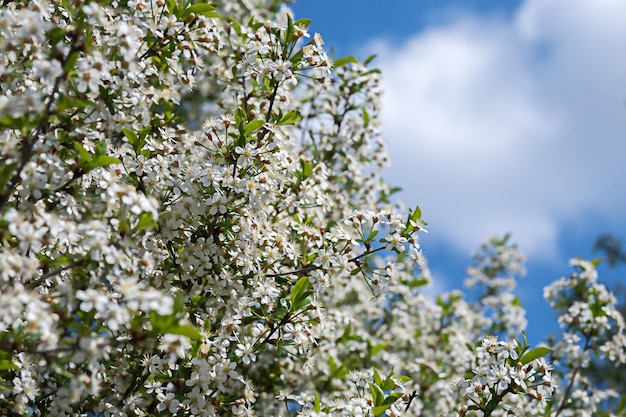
xmin=291 ymin=0 xmax=626 ymax=344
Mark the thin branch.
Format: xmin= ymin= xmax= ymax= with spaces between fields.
xmin=257 ymin=312 xmax=291 ymax=348
xmin=240 ymin=245 xmax=386 ymax=281
xmin=0 ymin=43 xmax=82 ymax=211
xmin=27 ymin=259 xmax=84 ymax=289
xmin=404 ymin=390 xmax=418 ymax=412
xmin=265 ymin=82 xmax=280 ymax=123
xmin=554 ymin=335 xmax=592 ymax=417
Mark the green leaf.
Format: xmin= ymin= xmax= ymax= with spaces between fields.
xmin=234 ymin=107 xmax=247 ymax=131
xmin=125 ymin=128 xmax=150 ymax=154
xmin=369 ymin=382 xmax=384 ymax=407
xmin=362 ymin=108 xmax=370 ymax=128
xmin=380 ymin=370 xmax=396 ymax=392
xmin=46 ymin=27 xmax=67 ymax=46
xmin=278 ymin=110 xmax=302 ymax=125
xmin=366 ymin=229 xmax=379 ymax=242
xmin=388 ymin=186 xmax=402 ymax=196
xmin=55 ymin=95 xmax=94 ymax=112
xmin=122 ymin=128 xmax=140 ymax=151
xmin=182 ymin=3 xmax=217 ymax=19
xmin=224 ymin=16 xmax=242 ymax=36
xmin=364 ymin=68 xmax=382 ymax=75
xmin=94 ymin=140 xmax=107 ymax=157
xmin=291 ymin=276 xmax=312 ymax=309
xmin=485 ymin=397 xmax=500 ymax=415
xmin=300 ymin=160 xmax=314 ymax=179
xmin=368 ymin=342 xmax=388 ymax=356
xmin=363 ymin=54 xmax=378 ymax=66
xmin=328 ymin=356 xmax=348 ymax=378
xmin=149 ymin=311 xmax=170 ymax=333
xmin=0 ymin=359 xmax=18 ymax=371
xmin=0 ymin=115 xmax=24 ymax=129
xmin=234 ymin=108 xmax=248 ymax=146
xmin=293 ymin=18 xmax=312 ymax=28
xmin=333 ymin=55 xmax=359 ymax=68
xmin=337 ymin=322 xmax=355 ymax=344
xmin=313 ymin=391 xmax=321 ymax=412
xmin=284 ymin=13 xmax=294 ymax=45
xmin=328 ymin=356 xmax=339 ymax=374
xmin=173 ymin=292 xmax=185 ymax=315
xmin=372 ymin=404 xmax=393 ymax=417
xmin=51 ymin=255 xmax=74 ymax=268
xmin=83 ymin=26 xmax=94 ymax=52
xmin=64 ymin=50 xmax=80 ymax=73
xmin=74 ymin=141 xmax=92 ymax=164
xmin=121 ymin=128 xmax=137 ymax=142
xmin=135 ymin=212 xmax=157 ymax=232
xmin=165 ymin=324 xmax=202 ymax=340
xmin=88 ymin=155 xmax=121 ymax=169
xmin=165 ymin=0 xmax=178 ymax=16
xmin=394 ymin=375 xmax=412 ymax=383
xmin=383 ymin=391 xmax=404 ymax=405
xmin=402 ymin=277 xmax=429 ymax=288
xmin=411 ymin=206 xmax=422 ymax=223
xmin=372 ymin=367 xmax=383 ymax=386
xmin=0 ymin=162 xmax=17 ymax=191
xmin=520 ymin=346 xmax=552 ymax=365
xmin=244 ymin=119 xmax=265 ymax=136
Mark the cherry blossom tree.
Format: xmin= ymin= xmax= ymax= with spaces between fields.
xmin=0 ymin=1 xmax=624 ymax=416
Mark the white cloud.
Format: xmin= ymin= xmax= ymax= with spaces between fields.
xmin=373 ymin=0 xmax=626 ymax=260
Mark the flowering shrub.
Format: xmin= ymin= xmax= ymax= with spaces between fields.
xmin=0 ymin=1 xmax=624 ymax=416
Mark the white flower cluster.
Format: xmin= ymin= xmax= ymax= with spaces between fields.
xmin=457 ymin=336 xmax=556 ymax=415
xmin=0 ymin=0 xmax=624 ymax=416
xmin=465 ymin=235 xmax=528 ymax=337
xmin=543 ymin=259 xmax=626 ymax=417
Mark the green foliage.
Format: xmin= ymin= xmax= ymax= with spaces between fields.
xmin=73 ymin=141 xmax=121 ymax=172
xmin=0 ymin=1 xmax=622 ymax=415
xmin=291 ymin=276 xmax=313 ymax=311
